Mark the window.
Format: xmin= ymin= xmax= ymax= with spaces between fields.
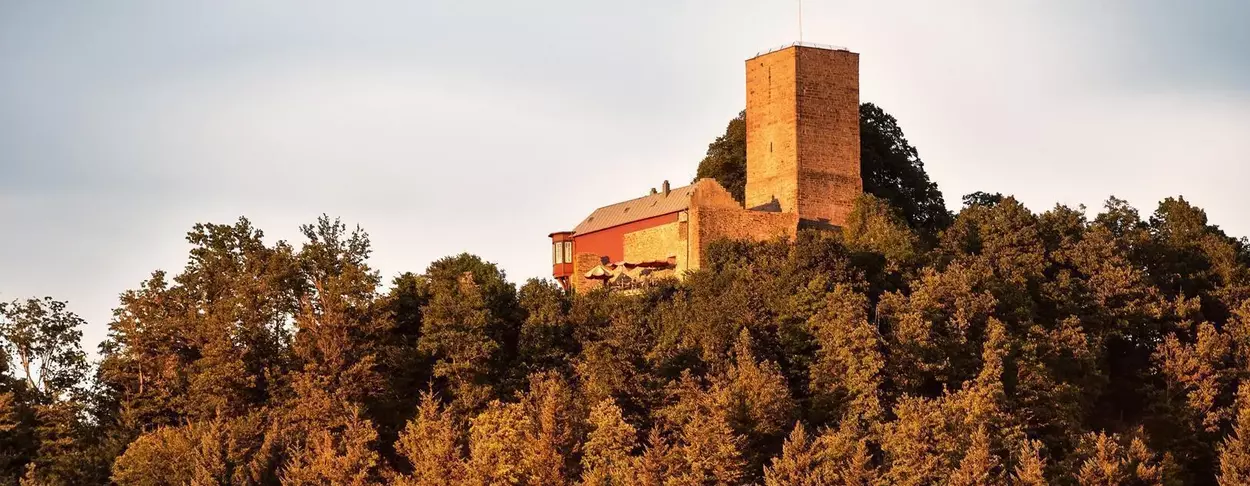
xmin=553 ymin=240 xmax=574 ymax=266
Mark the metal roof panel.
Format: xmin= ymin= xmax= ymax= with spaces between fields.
xmin=572 ymin=185 xmax=694 ymax=235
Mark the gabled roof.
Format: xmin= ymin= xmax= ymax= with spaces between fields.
xmin=572 ymin=184 xmax=695 ymax=235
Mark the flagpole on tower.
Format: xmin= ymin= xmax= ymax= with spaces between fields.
xmin=798 ymin=0 xmax=803 ymax=42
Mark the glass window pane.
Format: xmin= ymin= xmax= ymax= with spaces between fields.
xmin=564 ymin=242 xmax=572 ymax=263
xmin=553 ymin=243 xmax=560 ymax=264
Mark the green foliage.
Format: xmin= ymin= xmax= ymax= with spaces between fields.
xmin=1014 ymin=439 xmax=1050 ymax=486
xmin=581 ymin=398 xmax=635 ymax=485
xmin=694 ymin=111 xmax=748 ymax=203
xmin=1218 ymin=384 xmax=1250 ymax=485
xmin=839 ymin=194 xmax=920 ymax=266
xmin=807 ymin=285 xmax=885 ymax=425
xmin=464 ymin=399 xmax=529 ymax=484
xmin=762 ymin=423 xmax=819 ymax=486
xmin=517 ymin=371 xmax=583 ymax=484
xmin=963 ymin=191 xmax=1005 ymax=208
xmin=416 ymin=253 xmax=519 ymax=414
xmin=860 ymin=102 xmax=952 ymax=237
xmin=280 ymin=407 xmax=383 ymax=486
xmin=0 ymin=392 xmax=29 ymax=484
xmin=694 ymin=104 xmax=952 ymax=239
xmin=96 ymin=218 xmax=300 ymax=435
xmin=7 ymin=179 xmax=1250 ymax=485
xmin=0 ymin=299 xmax=103 ymax=485
xmin=0 ymin=298 xmax=88 ymax=398
xmin=112 ymin=413 xmax=266 ymax=486
xmin=395 ymin=393 xmax=465 ymax=486
xmin=1072 ymin=431 xmax=1178 ymax=486
xmin=668 ymin=403 xmax=745 ymax=485
xmin=517 ymin=279 xmax=577 ymax=376
xmin=20 ymin=402 xmax=102 ymax=486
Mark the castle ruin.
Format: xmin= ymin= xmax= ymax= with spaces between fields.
xmin=548 ymin=43 xmax=861 ymax=291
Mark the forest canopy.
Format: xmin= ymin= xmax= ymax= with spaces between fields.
xmin=1 ymin=106 xmax=1249 ymax=485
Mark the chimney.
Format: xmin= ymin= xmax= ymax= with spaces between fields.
xmin=650 ymin=187 xmax=658 ymax=195
xmin=662 ymin=180 xmax=670 ymax=195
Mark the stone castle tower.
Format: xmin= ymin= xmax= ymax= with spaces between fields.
xmin=745 ymin=45 xmax=861 ymax=227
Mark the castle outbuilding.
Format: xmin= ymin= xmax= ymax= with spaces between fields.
xmin=549 ymin=42 xmax=862 ymax=291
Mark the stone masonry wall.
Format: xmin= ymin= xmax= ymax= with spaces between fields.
xmin=794 ymin=47 xmax=861 ymax=227
xmin=689 ymin=206 xmax=798 ymax=270
xmin=571 ymin=252 xmax=606 ymax=292
xmin=744 ymin=45 xmax=860 ymax=227
xmin=622 ymin=220 xmax=688 ymax=274
xmin=618 ymin=179 xmax=741 ymax=279
xmin=690 ymin=178 xmax=744 ymax=210
xmin=744 ymin=47 xmax=799 ymax=213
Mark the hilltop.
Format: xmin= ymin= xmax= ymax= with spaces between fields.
xmin=1 ymin=106 xmax=1248 ymax=485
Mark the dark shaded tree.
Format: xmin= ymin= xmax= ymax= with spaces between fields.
xmin=694 ymin=111 xmax=748 ymax=202
xmin=694 ymin=104 xmax=952 ymax=239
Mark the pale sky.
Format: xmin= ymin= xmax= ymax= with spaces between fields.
xmin=2 ymin=1 xmax=1248 ymax=355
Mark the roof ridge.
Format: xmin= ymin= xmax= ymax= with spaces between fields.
xmin=584 ymin=182 xmax=694 ymax=212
